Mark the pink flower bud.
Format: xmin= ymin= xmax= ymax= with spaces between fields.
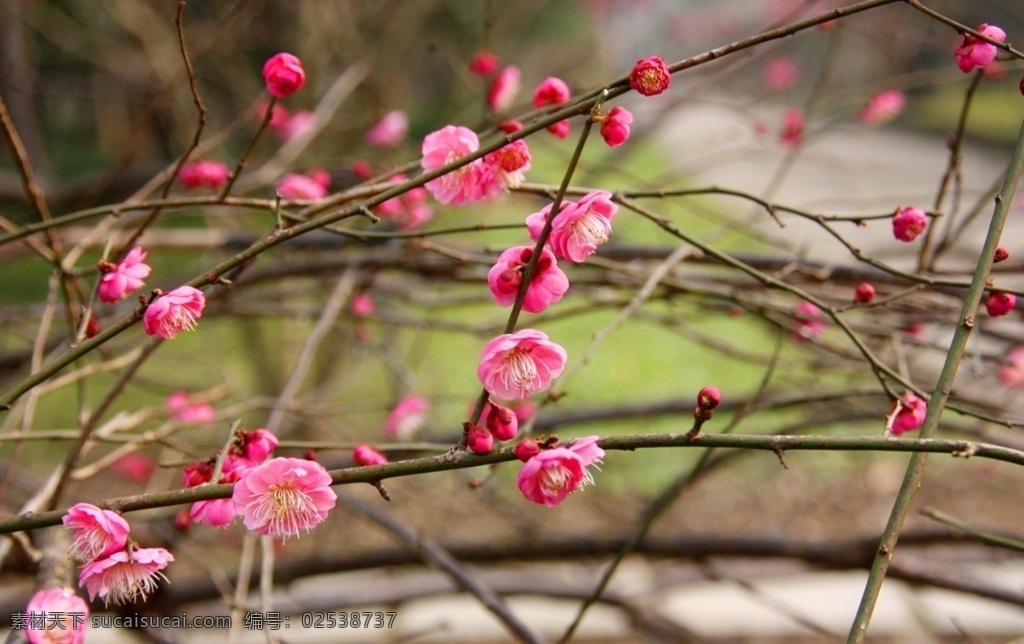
xmin=262 ymin=52 xmax=306 ymax=98
xmin=854 ymin=282 xmax=876 ymax=304
xmin=174 ymin=508 xmax=191 ymax=532
xmin=547 ymin=120 xmax=570 ymax=139
xmin=985 ymin=291 xmax=1016 ymax=317
xmin=994 ymin=247 xmax=1010 ymax=263
xmin=599 ymin=106 xmax=633 ymax=147
xmin=365 ymin=110 xmax=408 ymax=148
xmin=77 ymin=311 xmax=100 ymax=339
xmin=488 ymin=66 xmax=521 ymax=112
xmin=482 ymin=401 xmax=518 ymax=441
xmin=532 ymin=77 xmax=571 ymax=107
xmin=890 ymin=393 xmax=927 ymax=434
xmin=182 ymin=460 xmax=214 ymax=488
xmin=179 ymin=160 xmax=230 ymax=190
xmin=779 ymin=108 xmax=804 ymax=147
xmin=514 ymin=439 xmax=540 ymax=462
xmin=697 ymin=386 xmax=721 ymax=410
xmin=465 ymin=423 xmax=494 ymax=454
xmin=469 ymin=51 xmax=499 ymax=76
xmin=350 ymin=293 xmax=375 ymax=317
xmin=353 ymin=444 xmax=388 ymax=466
xmin=892 ymin=207 xmax=928 ymax=242
xmin=954 ymin=24 xmax=1005 ymax=74
xmin=762 ymin=56 xmax=800 ymax=92
xmin=629 ymin=56 xmax=671 ymax=96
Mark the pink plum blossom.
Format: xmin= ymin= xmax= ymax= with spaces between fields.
xmin=262 ymin=52 xmax=305 ymax=98
xmin=892 ymin=207 xmax=928 ymax=242
xmin=488 ymin=66 xmax=521 ymax=112
xmin=890 ymin=393 xmax=927 ymax=435
xmin=179 ymin=160 xmax=230 ymax=190
xmin=484 ymin=140 xmax=531 ymax=189
xmin=487 ymin=246 xmax=569 ymax=313
xmin=854 ymin=282 xmax=876 ymax=304
xmin=111 ymin=453 xmax=155 ymax=483
xmin=533 ymin=77 xmax=571 ymax=107
xmin=985 ymin=291 xmax=1016 ymax=317
xmin=189 ymin=493 xmax=238 ymax=528
xmin=365 ymin=110 xmax=408 ymax=148
xmin=547 ymin=119 xmax=571 ymax=139
xmin=350 ymin=293 xmax=375 ymax=317
xmin=276 ymin=172 xmax=329 ymax=200
xmin=516 ymin=436 xmax=604 ymax=507
xmin=792 ymin=300 xmax=826 ymax=341
xmin=98 ymin=246 xmax=151 ymax=303
xmin=232 ymin=457 xmax=337 ymax=538
xmin=420 ymin=125 xmax=502 ymax=205
xmin=629 ymin=56 xmax=671 ymax=96
xmin=386 ymin=394 xmax=429 ymax=440
xmin=480 ymin=400 xmax=518 ymax=441
xmin=513 ymin=400 xmax=537 ymax=424
xmin=762 ymin=56 xmax=800 ymax=91
xmin=858 ymin=90 xmax=906 ymax=126
xmin=182 ymin=460 xmax=214 ymax=488
xmin=62 ymin=503 xmax=130 ymax=562
xmin=234 ymin=429 xmax=280 ymax=467
xmin=274 ymin=109 xmax=318 ymax=141
xmin=954 ymin=24 xmax=1006 ymax=73
xmin=999 ymin=346 xmax=1024 ymax=387
xmin=25 ymin=587 xmax=89 ymax=644
xmin=465 ymin=423 xmax=494 ymax=454
xmin=514 ymin=439 xmax=540 ymax=462
xmin=143 ymin=286 xmax=205 ymax=340
xmin=780 ymin=108 xmax=804 ymax=147
xmin=599 ymin=106 xmax=633 ymax=147
xmin=469 ymin=51 xmax=499 ymax=76
xmin=526 ymin=190 xmax=618 ymax=263
xmin=477 ymin=329 xmax=567 ymax=400
xmin=165 ymin=391 xmax=215 ymax=424
xmin=353 ymin=444 xmax=388 ymax=466
xmin=79 ymin=547 xmax=174 ymax=606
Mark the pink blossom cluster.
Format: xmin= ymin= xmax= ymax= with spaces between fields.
xmin=465 ymin=400 xmax=521 ymax=454
xmin=62 ymin=503 xmax=173 ymax=606
xmin=515 ymin=436 xmax=605 ymax=507
xmin=375 ymin=173 xmax=435 ymax=231
xmin=420 ymin=125 xmax=530 ymax=205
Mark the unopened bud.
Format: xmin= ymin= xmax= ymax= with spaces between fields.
xmin=697 ymin=386 xmax=721 ymax=410
xmin=465 ymin=423 xmax=494 ymax=455
xmin=514 ymin=439 xmax=540 ymax=462
xmin=853 ymin=282 xmax=876 ymax=304
xmin=994 ymin=247 xmax=1010 ymax=263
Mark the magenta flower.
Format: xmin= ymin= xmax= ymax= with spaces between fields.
xmin=480 ymin=400 xmax=518 ymax=441
xmin=517 ymin=436 xmax=604 ymax=507
xmin=514 ymin=439 xmax=540 ymax=462
xmin=353 ymin=444 xmax=388 ymax=466
xmin=25 ymin=587 xmax=89 ymax=644
xmin=487 ymin=246 xmax=569 ymax=314
xmin=853 ymin=282 xmax=877 ymax=304
xmin=62 ymin=503 xmax=130 ymax=562
xmin=469 ymin=51 xmax=499 ymax=76
xmin=477 ymin=329 xmax=567 ymax=400
xmin=182 ymin=461 xmax=214 ymax=488
xmin=999 ymin=346 xmax=1024 ymax=387
xmin=892 ymin=207 xmax=928 ymax=242
xmin=629 ymin=56 xmax=671 ymax=96
xmin=165 ymin=391 xmax=215 ymax=424
xmin=189 ymin=496 xmax=238 ymax=528
xmin=236 ymin=429 xmax=280 ymax=467
xmin=276 ymin=172 xmax=329 ymax=200
xmin=274 ymin=109 xmax=318 ymax=141
xmin=182 ymin=459 xmax=241 ymax=528
xmin=526 ymin=190 xmax=618 ymax=263
xmin=890 ymin=393 xmax=927 ymax=435
xmin=985 ymin=291 xmax=1016 ymax=317
xmin=179 ymin=160 xmax=230 ymax=190
xmin=143 ymin=286 xmax=205 ymax=340
xmin=532 ymin=77 xmax=571 ymax=107
xmin=858 ymin=90 xmax=906 ymax=126
xmin=232 ymin=457 xmax=337 ymax=538
xmin=484 ymin=140 xmax=531 ymax=189
xmin=365 ymin=110 xmax=408 ymax=148
xmin=954 ymin=24 xmax=1005 ymax=73
xmin=547 ymin=119 xmax=571 ymax=139
xmin=98 ymin=246 xmax=151 ymax=303
xmin=79 ymin=547 xmax=174 ymax=606
xmin=779 ymin=108 xmax=804 ymax=147
xmin=466 ymin=423 xmax=494 ymax=454
xmin=420 ymin=125 xmax=502 ymax=205
xmin=262 ymin=52 xmax=306 ymax=98
xmin=385 ymin=394 xmax=429 ymax=440
xmin=599 ymin=106 xmax=633 ymax=147
xmin=762 ymin=56 xmax=800 ymax=91
xmin=487 ymin=65 xmax=521 ymax=112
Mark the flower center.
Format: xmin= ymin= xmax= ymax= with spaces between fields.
xmin=539 ymin=464 xmax=573 ymax=495
xmin=255 ymin=484 xmax=319 ymax=537
xmin=571 ymin=213 xmax=609 ymax=246
xmin=501 ymin=348 xmax=537 ymax=392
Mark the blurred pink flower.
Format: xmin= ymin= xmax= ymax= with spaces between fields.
xmin=98 ymin=246 xmax=151 ymax=303
xmin=629 ymin=56 xmax=671 ymax=96
xmin=762 ymin=56 xmax=800 ymax=91
xmin=954 ymin=24 xmax=1005 ymax=73
xmin=179 ymin=160 xmax=230 ymax=190
xmin=276 ymin=172 xmax=329 ymax=200
xmin=487 ymin=246 xmax=569 ymax=313
xmin=232 ymin=457 xmax=337 ymax=538
xmin=512 ymin=400 xmax=537 ymax=424
xmin=526 ymin=190 xmax=617 ymax=263
xmin=350 ymin=293 xmax=375 ymax=317
xmin=485 ymin=140 xmax=531 ymax=189
xmin=779 ymin=108 xmax=804 ymax=147
xmin=469 ymin=51 xmax=499 ymax=76
xmin=365 ymin=110 xmax=408 ymax=148
xmin=985 ymin=291 xmax=1016 ymax=317
xmin=547 ymin=120 xmax=571 ymax=138
xmin=792 ymin=300 xmax=826 ymax=341
xmin=466 ymin=423 xmax=494 ymax=454
xmin=999 ymin=346 xmax=1024 ymax=387
xmin=858 ymin=90 xmax=906 ymax=126
xmin=477 ymin=329 xmax=567 ymax=400
xmin=517 ymin=436 xmax=604 ymax=507
xmin=111 ymin=453 xmax=155 ymax=483
xmin=487 ymin=65 xmax=521 ymax=112
xmin=420 ymin=125 xmax=503 ymax=205
xmin=275 ymin=109 xmax=318 ymax=141
xmin=143 ymin=286 xmax=205 ymax=340
xmin=891 ymin=393 xmax=927 ymax=435
xmin=533 ymin=77 xmax=570 ymax=107
xmin=385 ymin=394 xmax=429 ymax=440
xmin=26 ymin=587 xmax=89 ymax=644
xmin=599 ymin=106 xmax=633 ymax=147
xmin=79 ymin=547 xmax=173 ymax=606
xmin=62 ymin=503 xmax=130 ymax=562
xmin=165 ymin=391 xmax=215 ymax=424
xmin=182 ymin=460 xmax=214 ymax=488
xmin=854 ymin=282 xmax=876 ymax=304
xmin=480 ymin=400 xmax=518 ymax=441
xmin=353 ymin=444 xmax=388 ymax=466
xmin=262 ymin=52 xmax=305 ymax=98
xmin=892 ymin=207 xmax=928 ymax=242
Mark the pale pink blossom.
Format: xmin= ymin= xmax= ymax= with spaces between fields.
xmin=999 ymin=346 xmax=1024 ymax=387
xmin=477 ymin=329 xmax=567 ymax=400
xmin=487 ymin=246 xmax=569 ymax=313
xmin=532 ymin=77 xmax=571 ymax=107
xmin=385 ymin=394 xmax=429 ymax=440
xmin=232 ymin=457 xmax=337 ymax=538
xmin=599 ymin=106 xmax=633 ymax=147
xmin=469 ymin=51 xmax=499 ymax=76
xmin=792 ymin=300 xmax=826 ymax=341
xmin=179 ymin=160 xmax=230 ymax=190
xmin=780 ymin=108 xmax=804 ymax=147
xmin=526 ymin=190 xmax=618 ymax=263
xmin=79 ymin=547 xmax=174 ymax=606
xmin=25 ymin=587 xmax=89 ymax=644
xmin=517 ymin=436 xmax=604 ymax=507
xmin=350 ymin=293 xmax=375 ymax=317
xmin=762 ymin=56 xmax=800 ymax=91
xmin=62 ymin=503 xmax=130 ymax=562
xmin=276 ymin=172 xmax=329 ymax=200
xmin=353 ymin=444 xmax=388 ymax=466
xmin=165 ymin=391 xmax=215 ymax=424
xmin=858 ymin=90 xmax=906 ymax=125
xmin=365 ymin=110 xmax=408 ymax=148
xmin=111 ymin=453 xmax=155 ymax=483
xmin=143 ymin=286 xmax=205 ymax=340
xmin=275 ymin=109 xmax=318 ymax=141
xmin=263 ymin=52 xmax=305 ymax=98
xmin=890 ymin=393 xmax=927 ymax=435
xmin=954 ymin=24 xmax=1005 ymax=73
xmin=892 ymin=207 xmax=928 ymax=242
xmin=98 ymin=246 xmax=151 ymax=303
xmin=488 ymin=66 xmax=521 ymax=112
xmin=480 ymin=400 xmax=518 ymax=441
xmin=985 ymin=291 xmax=1016 ymax=317
xmin=629 ymin=56 xmax=671 ymax=96
xmin=420 ymin=125 xmax=502 ymax=205
xmin=466 ymin=423 xmax=494 ymax=454
xmin=484 ymin=140 xmax=531 ymax=189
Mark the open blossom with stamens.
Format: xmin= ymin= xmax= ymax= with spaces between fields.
xmin=26 ymin=587 xmax=89 ymax=644
xmin=484 ymin=139 xmax=531 ymax=189
xmin=488 ymin=246 xmax=569 ymax=313
xmin=385 ymin=394 xmax=429 ymax=440
xmin=858 ymin=90 xmax=906 ymax=126
xmin=232 ymin=457 xmax=337 ymax=538
xmin=262 ymin=52 xmax=305 ymax=98
xmin=954 ymin=24 xmax=1005 ymax=73
xmin=526 ymin=191 xmax=617 ymax=263
xmin=179 ymin=160 xmax=230 ymax=190
xmin=365 ymin=110 xmax=408 ymax=148
xmin=421 ymin=125 xmax=502 ymax=205
xmin=98 ymin=246 xmax=151 ymax=303
xmin=477 ymin=329 xmax=567 ymax=399
xmin=517 ymin=436 xmax=604 ymax=507
xmin=143 ymin=286 xmax=205 ymax=340
xmin=629 ymin=56 xmax=671 ymax=96
xmin=999 ymin=346 xmax=1024 ymax=387
xmin=892 ymin=207 xmax=928 ymax=242
xmin=62 ymin=503 xmax=130 ymax=562
xmin=890 ymin=393 xmax=927 ymax=435
xmin=79 ymin=547 xmax=174 ymax=606
xmin=488 ymin=66 xmax=520 ymax=112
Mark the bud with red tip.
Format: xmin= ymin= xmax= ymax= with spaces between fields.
xmin=854 ymin=282 xmax=876 ymax=304
xmin=482 ymin=401 xmax=518 ymax=441
xmin=465 ymin=423 xmax=494 ymax=454
xmin=986 ymin=291 xmax=1016 ymax=317
xmin=514 ymin=438 xmax=540 ymax=462
xmin=697 ymin=386 xmax=721 ymax=411
xmin=994 ymin=247 xmax=1010 ymax=263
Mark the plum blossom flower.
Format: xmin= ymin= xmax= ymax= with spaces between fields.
xmin=276 ymin=172 xmax=329 ymax=200
xmin=547 ymin=119 xmax=571 ymax=139
xmin=262 ymin=52 xmax=305 ymax=98
xmin=465 ymin=423 xmax=494 ymax=454
xmin=890 ymin=393 xmax=927 ymax=435
xmin=517 ymin=436 xmax=604 ymax=507
xmin=526 ymin=191 xmax=618 ymax=263
xmin=62 ymin=503 xmax=130 ymax=562
xmin=274 ymin=109 xmax=317 ymax=141
xmin=233 ymin=429 xmax=280 ymax=468
xmin=780 ymin=108 xmax=804 ymax=147
xmin=792 ymin=300 xmax=826 ymax=341
xmin=858 ymin=90 xmax=906 ymax=126
xmin=232 ymin=457 xmax=337 ymax=538
xmin=420 ymin=125 xmax=502 ymax=205
xmin=854 ymin=282 xmax=876 ymax=304
xmin=143 ymin=286 xmax=205 ymax=340
xmin=480 ymin=400 xmax=518 ymax=441
xmin=165 ymin=391 xmax=215 ymax=424
xmin=350 ymin=293 xmax=375 ymax=317
xmin=365 ymin=110 xmax=408 ymax=148
xmin=179 ymin=160 xmax=230 ymax=190
xmin=532 ymin=77 xmax=571 ymax=107
xmin=999 ymin=346 xmax=1024 ymax=387
xmin=353 ymin=445 xmax=388 ymax=466
xmin=487 ymin=246 xmax=569 ymax=313
xmin=484 ymin=140 xmax=531 ymax=189
xmin=469 ymin=51 xmax=499 ymax=76
xmin=189 ymin=489 xmax=238 ymax=528
xmin=629 ymin=56 xmax=671 ymax=96
xmin=954 ymin=24 xmax=1006 ymax=73
xmin=762 ymin=56 xmax=800 ymax=91
xmin=98 ymin=246 xmax=151 ymax=303
xmin=477 ymin=329 xmax=567 ymax=399
xmin=599 ymin=106 xmax=633 ymax=147
xmin=985 ymin=291 xmax=1016 ymax=317
xmin=25 ymin=587 xmax=89 ymax=644
xmin=111 ymin=453 xmax=155 ymax=483
xmin=386 ymin=394 xmax=429 ymax=440
xmin=488 ymin=66 xmax=521 ymax=112
xmin=79 ymin=547 xmax=174 ymax=606
xmin=892 ymin=207 xmax=928 ymax=242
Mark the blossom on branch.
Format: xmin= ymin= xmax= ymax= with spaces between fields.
xmin=487 ymin=245 xmax=569 ymax=313
xmin=365 ymin=110 xmax=408 ymax=148
xmin=353 ymin=445 xmax=388 ymax=466
xmin=892 ymin=207 xmax=928 ymax=242
xmin=143 ymin=286 xmax=206 ymax=340
xmin=420 ymin=125 xmax=503 ymax=205
xmin=488 ymin=66 xmax=521 ymax=112
xmin=26 ymin=587 xmax=89 ymax=644
xmin=262 ymin=52 xmax=306 ymax=98
xmin=598 ymin=106 xmax=633 ymax=147
xmin=62 ymin=503 xmax=130 ymax=562
xmin=179 ymin=160 xmax=230 ymax=190
xmin=78 ymin=547 xmax=174 ymax=606
xmin=954 ymin=24 xmax=1005 ymax=73
xmin=276 ymin=171 xmax=329 ymax=200
xmin=98 ymin=246 xmax=151 ymax=303
xmin=629 ymin=56 xmax=671 ymax=96
xmin=985 ymin=291 xmax=1016 ymax=317
xmin=386 ymin=394 xmax=429 ymax=440
xmin=477 ymin=329 xmax=567 ymax=400
xmin=890 ymin=393 xmax=927 ymax=435
xmin=232 ymin=457 xmax=337 ymax=538
xmin=517 ymin=436 xmax=604 ymax=507
xmin=526 ymin=190 xmax=618 ymax=263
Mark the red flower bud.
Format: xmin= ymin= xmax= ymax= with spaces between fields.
xmin=697 ymin=386 xmax=721 ymax=410
xmin=514 ymin=438 xmax=540 ymax=462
